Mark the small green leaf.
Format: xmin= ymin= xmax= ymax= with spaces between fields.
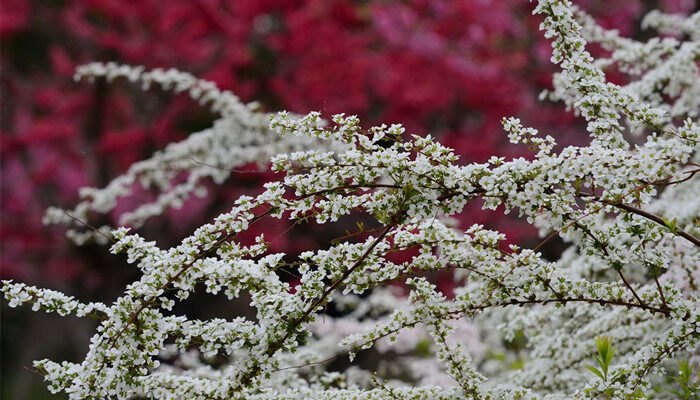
xmin=585 ymin=365 xmax=605 ymax=381
xmin=663 ymin=217 xmax=678 ymax=233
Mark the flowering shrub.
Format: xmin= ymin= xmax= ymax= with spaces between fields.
xmin=2 ymin=0 xmax=700 ymax=399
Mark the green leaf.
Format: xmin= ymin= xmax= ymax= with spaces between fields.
xmin=593 ymin=335 xmax=615 ymax=380
xmin=573 ymin=177 xmax=582 ymax=193
xmin=605 ymin=346 xmax=615 ymax=366
xmin=663 ymin=217 xmax=678 ymax=233
xmin=585 ymin=365 xmax=605 ymax=381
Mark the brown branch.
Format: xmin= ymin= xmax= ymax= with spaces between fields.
xmin=601 ymin=199 xmax=699 ymax=247
xmin=654 ymin=276 xmax=668 ymax=310
xmin=296 ymin=183 xmax=402 ymax=200
xmin=615 ymin=269 xmax=645 ymax=308
xmin=189 ymin=157 xmax=280 ymax=174
xmin=62 ymin=210 xmax=116 ymax=244
xmin=468 ymin=296 xmax=671 ymax=316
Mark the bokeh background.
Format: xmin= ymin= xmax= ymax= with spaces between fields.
xmin=1 ymin=0 xmax=696 ymax=398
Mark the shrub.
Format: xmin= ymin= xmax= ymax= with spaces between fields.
xmin=2 ymin=1 xmax=699 ymax=398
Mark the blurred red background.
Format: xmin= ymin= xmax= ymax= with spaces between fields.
xmin=1 ymin=0 xmax=695 ymax=398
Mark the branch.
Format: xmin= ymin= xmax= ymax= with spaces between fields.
xmin=601 ymin=199 xmax=699 ymax=247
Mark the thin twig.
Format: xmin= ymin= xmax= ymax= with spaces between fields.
xmin=654 ymin=276 xmax=668 ymax=310
xmin=62 ymin=210 xmax=116 ymax=244
xmin=615 ymin=269 xmax=645 ymax=307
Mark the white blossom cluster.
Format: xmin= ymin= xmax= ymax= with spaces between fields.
xmin=3 ymin=1 xmax=699 ymax=399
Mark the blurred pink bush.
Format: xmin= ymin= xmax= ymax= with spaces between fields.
xmin=1 ymin=0 xmax=693 ymax=285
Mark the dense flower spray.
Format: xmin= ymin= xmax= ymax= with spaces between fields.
xmin=2 ymin=1 xmax=699 ymax=399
